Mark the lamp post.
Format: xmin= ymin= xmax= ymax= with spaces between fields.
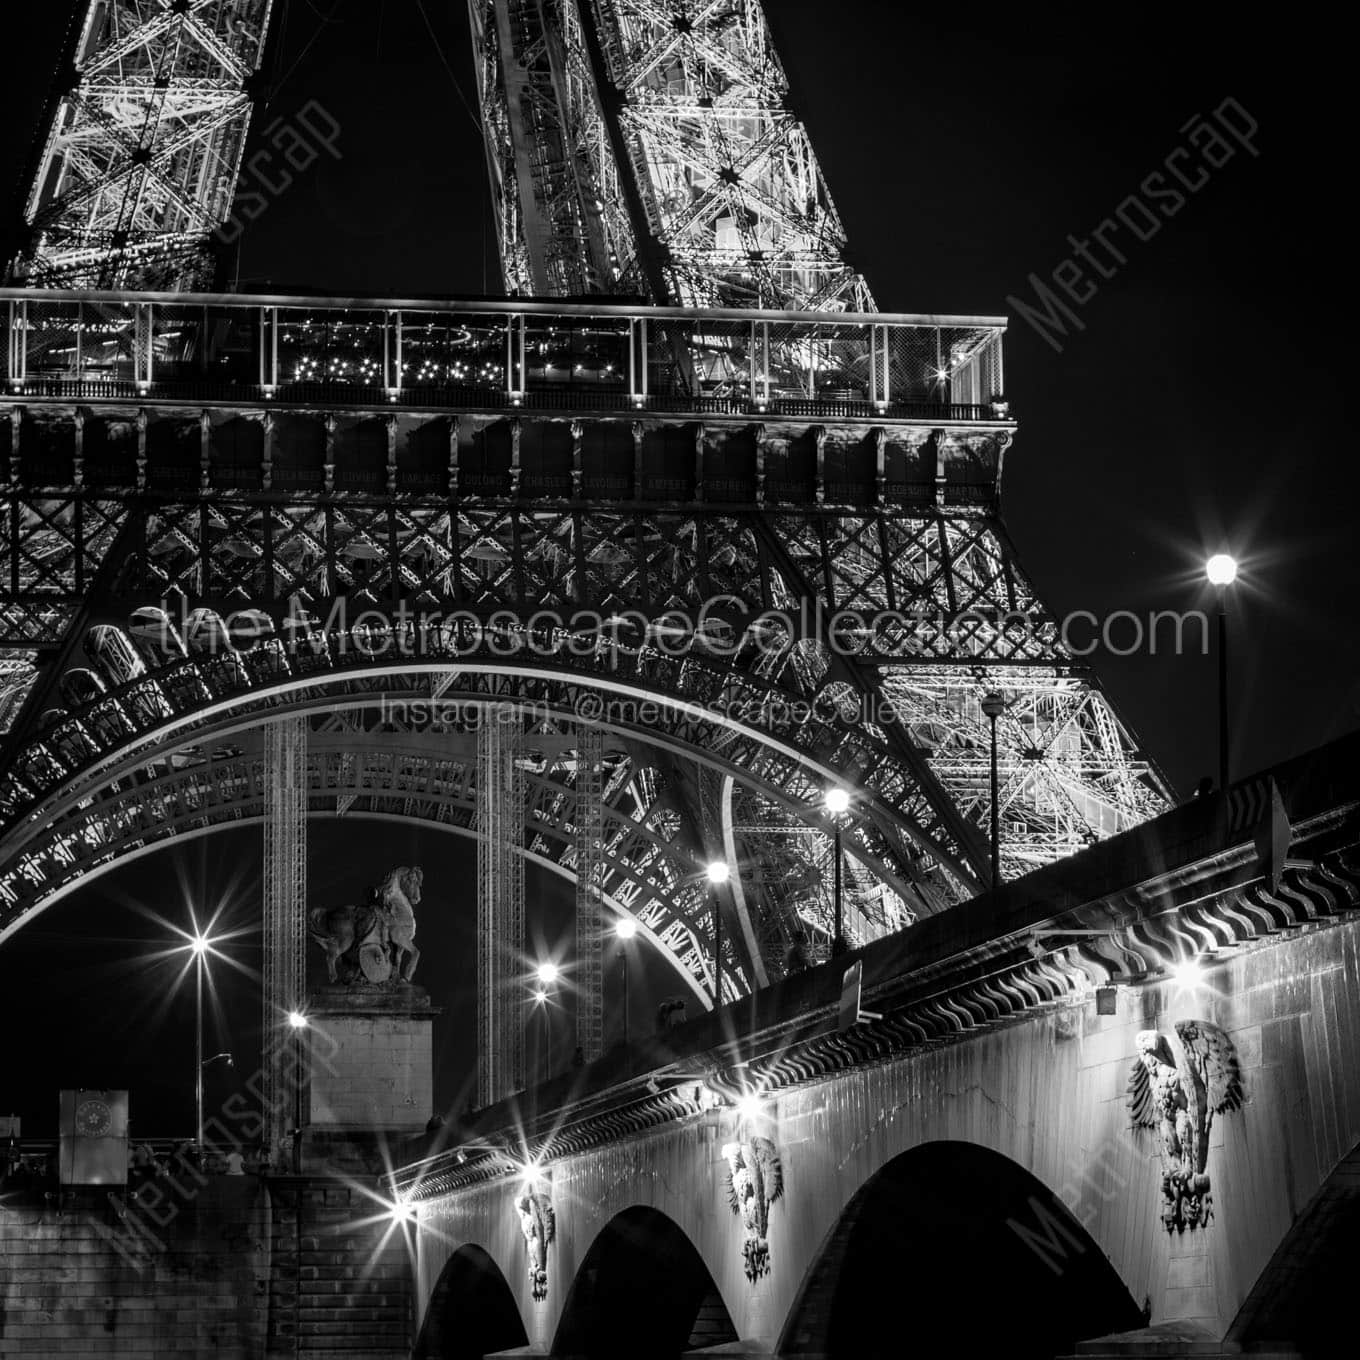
xmin=287 ymin=1011 xmax=308 ymax=1166
xmin=824 ymin=787 xmax=851 ymax=956
xmin=980 ymin=691 xmax=1006 ymax=890
xmin=705 ymin=861 xmax=729 ymax=1005
xmin=1205 ymin=554 xmax=1238 ymax=791
xmin=533 ymin=962 xmax=558 ymax=1083
xmin=615 ymin=919 xmax=637 ymax=1047
xmin=188 ymin=933 xmax=211 ymax=1148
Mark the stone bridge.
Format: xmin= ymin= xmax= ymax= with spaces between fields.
xmin=394 ymin=735 xmax=1360 ymax=1359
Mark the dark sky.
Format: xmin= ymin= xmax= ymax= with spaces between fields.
xmin=1 ymin=3 xmax=1355 ymax=1133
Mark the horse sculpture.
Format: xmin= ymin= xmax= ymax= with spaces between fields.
xmin=309 ymin=865 xmax=423 ymax=986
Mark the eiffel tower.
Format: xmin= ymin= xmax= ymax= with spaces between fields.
xmin=0 ymin=2 xmax=1167 ymax=1109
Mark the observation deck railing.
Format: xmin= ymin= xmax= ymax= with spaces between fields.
xmin=2 ymin=289 xmax=1009 ymax=424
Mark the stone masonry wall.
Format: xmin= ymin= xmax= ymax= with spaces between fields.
xmin=0 ymin=1177 xmax=269 ymax=1358
xmin=0 ymin=1176 xmax=412 ymax=1359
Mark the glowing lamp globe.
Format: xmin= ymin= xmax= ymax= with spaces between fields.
xmin=1205 ymin=554 xmax=1238 ymax=587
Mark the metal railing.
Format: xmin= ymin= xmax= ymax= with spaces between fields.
xmin=2 ymin=289 xmax=1009 ymax=421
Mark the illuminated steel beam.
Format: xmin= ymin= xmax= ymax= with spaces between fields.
xmin=10 ymin=1 xmax=277 ymax=290
xmin=471 ymin=0 xmax=868 ymax=310
xmin=477 ymin=706 xmax=526 ymax=1104
xmin=262 ymin=714 xmax=306 ymax=1158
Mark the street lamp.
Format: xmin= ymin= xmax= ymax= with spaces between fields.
xmin=705 ymin=861 xmax=729 ymax=1005
xmin=532 ymin=964 xmax=557 ymax=1082
xmin=185 ymin=929 xmax=221 ymax=1150
xmin=615 ymin=920 xmax=637 ymax=1047
xmin=1205 ymin=554 xmax=1238 ymax=791
xmin=980 ymin=692 xmax=1006 ymax=890
xmin=824 ymin=787 xmax=851 ymax=956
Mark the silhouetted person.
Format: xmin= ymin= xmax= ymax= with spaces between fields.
xmin=655 ymin=997 xmax=687 ymax=1032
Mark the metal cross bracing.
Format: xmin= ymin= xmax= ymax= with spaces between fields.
xmin=0 ymin=531 xmax=1166 ymax=976
xmin=9 ymin=1 xmax=276 ymax=292
xmin=473 ymin=0 xmax=869 ymax=311
xmin=262 ymin=713 xmax=305 ymax=1156
xmin=477 ymin=704 xmax=527 ymax=1105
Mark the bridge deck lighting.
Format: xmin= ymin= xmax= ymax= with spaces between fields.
xmin=705 ymin=860 xmax=730 ymax=885
xmin=1171 ymin=957 xmax=1205 ymax=989
xmin=736 ymin=1091 xmax=764 ymax=1124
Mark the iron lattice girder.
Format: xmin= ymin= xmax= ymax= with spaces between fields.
xmin=11 ymin=1 xmax=276 ymax=290
xmin=573 ymin=722 xmax=606 ymax=1058
xmin=591 ymin=0 xmax=865 ymax=309
xmin=0 ymin=502 xmax=1164 ymax=914
xmin=261 ymin=714 xmax=305 ymax=1153
xmin=470 ymin=0 xmax=866 ymax=308
xmin=471 ymin=0 xmax=633 ymax=297
xmin=477 ymin=704 xmax=526 ymax=1105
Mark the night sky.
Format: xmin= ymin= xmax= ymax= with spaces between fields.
xmin=0 ymin=3 xmax=1354 ymax=1135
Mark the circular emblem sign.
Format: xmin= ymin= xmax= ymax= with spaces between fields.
xmin=75 ymin=1098 xmax=112 ymax=1137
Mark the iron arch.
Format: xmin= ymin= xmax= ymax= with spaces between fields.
xmin=0 ymin=633 xmax=979 ymax=907
xmin=553 ymin=1205 xmax=737 ymax=1359
xmin=779 ymin=1140 xmax=1144 ymax=1359
xmin=0 ymin=677 xmax=942 ymax=996
xmin=0 ymin=810 xmax=715 ymax=1008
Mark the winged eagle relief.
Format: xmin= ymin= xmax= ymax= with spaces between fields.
xmin=515 ymin=1189 xmax=555 ymax=1301
xmin=1127 ymin=1020 xmax=1244 ymax=1231
xmin=722 ymin=1136 xmax=784 ymax=1282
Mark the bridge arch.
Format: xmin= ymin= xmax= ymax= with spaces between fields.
xmin=1227 ymin=1137 xmax=1360 ymax=1358
xmin=553 ymin=1205 xmax=738 ymax=1359
xmin=414 ymin=1243 xmax=527 ymax=1360
xmin=778 ymin=1140 xmax=1144 ymax=1359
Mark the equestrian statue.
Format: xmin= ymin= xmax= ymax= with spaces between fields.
xmin=309 ymin=865 xmax=423 ymax=987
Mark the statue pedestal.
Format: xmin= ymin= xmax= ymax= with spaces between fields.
xmin=301 ymin=984 xmax=439 ymax=1175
